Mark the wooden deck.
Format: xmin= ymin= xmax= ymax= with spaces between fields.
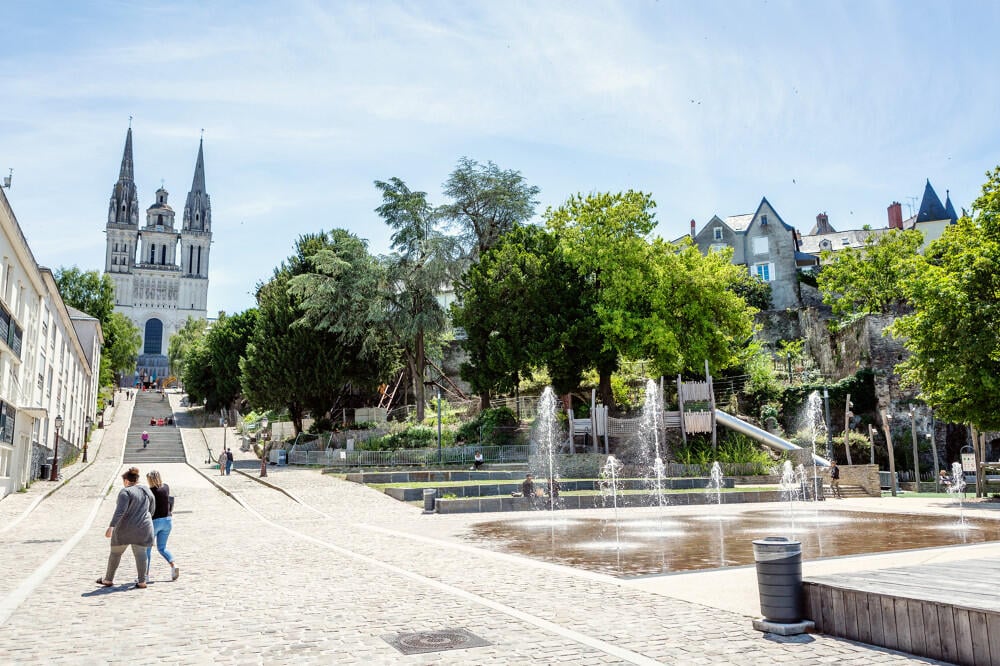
xmin=803 ymin=558 xmax=1000 ymax=665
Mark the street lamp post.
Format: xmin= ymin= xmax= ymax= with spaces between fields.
xmin=881 ymin=410 xmax=898 ymax=497
xmin=49 ymin=414 xmax=64 ymax=481
xmin=822 ymin=388 xmax=834 ymax=461
xmin=436 ymin=388 xmax=443 ymax=465
xmin=82 ymin=416 xmax=92 ymax=463
xmin=909 ymin=407 xmax=920 ymax=492
xmin=259 ymin=416 xmax=269 ymax=478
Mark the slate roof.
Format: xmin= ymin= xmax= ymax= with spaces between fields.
xmin=797 ymin=228 xmax=889 ymax=255
xmin=944 ymin=192 xmax=958 ymax=223
xmin=724 ymin=214 xmax=753 ymax=231
xmin=916 ymin=180 xmax=949 ymax=223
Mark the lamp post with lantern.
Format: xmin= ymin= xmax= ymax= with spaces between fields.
xmin=259 ymin=416 xmax=269 ymax=478
xmin=49 ymin=414 xmax=64 ymax=481
xmin=82 ymin=416 xmax=92 ymax=463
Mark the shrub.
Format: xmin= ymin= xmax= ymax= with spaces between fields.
xmin=359 ymin=426 xmax=456 ymax=451
xmin=456 ymin=407 xmax=520 ymax=446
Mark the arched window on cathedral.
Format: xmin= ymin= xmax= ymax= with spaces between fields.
xmin=161 ymin=245 xmax=166 ymax=264
xmin=157 ymin=214 xmax=163 ymax=225
xmin=149 ymin=245 xmax=155 ymax=264
xmin=144 ymin=318 xmax=163 ymax=355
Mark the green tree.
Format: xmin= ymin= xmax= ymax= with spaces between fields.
xmin=374 ymin=178 xmax=462 ymax=421
xmin=545 ymin=191 xmax=658 ymax=406
xmin=817 ymin=229 xmax=923 ymax=316
xmin=730 ymin=271 xmax=772 ymax=310
xmin=643 ymin=239 xmax=757 ymax=376
xmin=243 ymin=233 xmax=390 ymax=433
xmin=168 ymin=316 xmax=208 ymax=378
xmin=452 ymin=225 xmax=598 ymax=406
xmin=102 ymin=312 xmax=141 ymax=387
xmin=439 ymin=157 xmax=540 ymax=258
xmin=891 ymin=167 xmax=1000 ymax=430
xmin=181 ymin=310 xmax=258 ymax=412
xmin=54 ymin=267 xmax=114 ymax=325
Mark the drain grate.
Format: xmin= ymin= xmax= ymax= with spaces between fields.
xmin=384 ymin=628 xmax=491 ymax=655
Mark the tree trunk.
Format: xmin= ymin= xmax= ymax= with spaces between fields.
xmin=479 ymin=391 xmax=490 ymax=411
xmin=598 ymin=371 xmax=614 ymax=413
xmin=414 ymin=331 xmax=426 ymax=422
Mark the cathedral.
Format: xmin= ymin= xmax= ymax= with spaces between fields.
xmin=103 ymin=127 xmax=212 ymax=386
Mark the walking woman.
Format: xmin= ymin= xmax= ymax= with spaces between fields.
xmin=96 ymin=467 xmax=154 ymax=589
xmin=145 ymin=470 xmax=179 ymax=581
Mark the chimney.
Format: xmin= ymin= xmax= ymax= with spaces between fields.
xmin=690 ymin=219 xmax=696 ymax=238
xmin=887 ymin=201 xmax=903 ymax=229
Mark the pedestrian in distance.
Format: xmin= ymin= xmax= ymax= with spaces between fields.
xmin=96 ymin=467 xmax=154 ymax=589
xmin=225 ymin=448 xmax=234 ymax=475
xmin=217 ymin=448 xmax=227 ymax=476
xmin=141 ymin=430 xmax=149 ymax=448
xmin=472 ymin=451 xmax=484 ymax=470
xmin=830 ymin=460 xmax=842 ymax=499
xmin=145 ymin=470 xmax=179 ymax=582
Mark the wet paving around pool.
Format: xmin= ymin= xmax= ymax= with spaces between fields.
xmin=465 ymin=508 xmax=1000 ymax=576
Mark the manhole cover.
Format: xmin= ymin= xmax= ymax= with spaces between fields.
xmin=384 ymin=628 xmax=490 ymax=655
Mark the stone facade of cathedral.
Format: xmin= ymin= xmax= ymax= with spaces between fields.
xmin=103 ymin=128 xmax=212 ymax=385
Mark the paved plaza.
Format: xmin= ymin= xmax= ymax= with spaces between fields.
xmin=1 ymin=393 xmax=989 ymax=664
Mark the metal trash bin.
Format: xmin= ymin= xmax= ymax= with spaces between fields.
xmin=753 ymin=537 xmax=803 ymax=623
xmin=39 ymin=463 xmax=51 ymax=480
xmin=276 ymin=449 xmax=287 ymax=466
xmin=423 ymin=489 xmax=437 ymax=512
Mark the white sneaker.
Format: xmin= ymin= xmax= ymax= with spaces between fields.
xmin=171 ymin=566 xmax=180 ymax=581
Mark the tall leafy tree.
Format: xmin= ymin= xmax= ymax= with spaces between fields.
xmin=817 ymin=229 xmax=923 ymax=316
xmin=545 ymin=191 xmax=658 ymax=406
xmin=168 ymin=316 xmax=209 ymax=378
xmin=102 ymin=312 xmax=141 ymax=387
xmin=243 ymin=232 xmax=389 ymax=433
xmin=439 ymin=157 xmax=540 ymax=258
xmin=54 ymin=267 xmax=115 ymax=325
xmin=374 ymin=178 xmax=462 ymax=421
xmin=182 ymin=310 xmax=258 ymax=413
xmin=891 ymin=167 xmax=1000 ymax=430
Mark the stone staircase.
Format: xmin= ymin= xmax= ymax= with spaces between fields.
xmin=823 ymin=484 xmax=871 ymax=499
xmin=123 ymin=391 xmax=186 ymax=464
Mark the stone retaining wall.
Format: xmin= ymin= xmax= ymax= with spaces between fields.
xmin=816 ymin=464 xmax=879 ymax=496
xmin=434 ymin=490 xmax=785 ymax=514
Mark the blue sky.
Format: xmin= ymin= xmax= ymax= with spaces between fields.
xmin=1 ymin=1 xmax=998 ymax=315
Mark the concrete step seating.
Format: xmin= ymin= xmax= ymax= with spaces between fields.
xmin=123 ymin=390 xmax=186 ymax=464
xmin=823 ymin=484 xmax=870 ymax=498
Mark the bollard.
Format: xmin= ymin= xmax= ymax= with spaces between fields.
xmin=753 ymin=537 xmax=802 ymax=624
xmin=423 ymin=489 xmax=437 ymax=513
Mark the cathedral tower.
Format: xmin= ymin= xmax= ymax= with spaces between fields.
xmin=104 ymin=127 xmax=212 ymax=386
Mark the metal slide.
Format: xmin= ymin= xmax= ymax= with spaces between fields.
xmin=714 ymin=409 xmax=831 ymax=467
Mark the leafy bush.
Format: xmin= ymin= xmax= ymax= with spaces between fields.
xmin=551 ymin=454 xmax=606 ymax=479
xmin=359 ymin=426 xmax=456 ymax=451
xmin=672 ymin=432 xmax=774 ymax=472
xmin=456 ymin=407 xmax=520 ymax=446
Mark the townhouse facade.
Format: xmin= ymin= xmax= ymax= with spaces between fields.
xmin=0 ymin=188 xmax=100 ymax=499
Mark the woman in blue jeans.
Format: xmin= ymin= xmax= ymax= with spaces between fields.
xmin=145 ymin=470 xmax=179 ymax=581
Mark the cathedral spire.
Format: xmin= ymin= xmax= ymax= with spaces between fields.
xmin=183 ymin=136 xmax=211 ymax=231
xmin=190 ymin=135 xmax=206 ymax=194
xmin=108 ymin=126 xmax=139 ymax=226
xmin=118 ymin=126 xmax=135 ymax=182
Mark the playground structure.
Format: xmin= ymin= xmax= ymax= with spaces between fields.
xmin=568 ymin=365 xmax=830 ymax=466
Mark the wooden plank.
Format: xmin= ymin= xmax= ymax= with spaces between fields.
xmin=832 ymin=588 xmax=847 ymax=637
xmin=987 ymin=613 xmax=1000 ymax=666
xmin=855 ymin=591 xmax=872 ymax=645
xmin=844 ymin=591 xmax=860 ymax=641
xmin=869 ymin=591 xmax=885 ymax=646
xmin=881 ymin=595 xmax=899 ymax=650
xmin=820 ymin=587 xmax=835 ymax=634
xmin=921 ymin=603 xmax=942 ymax=662
xmin=939 ymin=604 xmax=960 ymax=666
xmin=907 ymin=599 xmax=926 ymax=657
xmin=955 ymin=608 xmax=976 ymax=666
xmin=804 ymin=584 xmax=822 ymax=629
xmin=969 ymin=611 xmax=990 ymax=666
xmin=894 ymin=598 xmax=912 ymax=654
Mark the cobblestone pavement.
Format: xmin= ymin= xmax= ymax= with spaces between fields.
xmin=0 ymin=395 xmax=946 ymax=664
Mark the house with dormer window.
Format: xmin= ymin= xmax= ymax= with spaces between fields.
xmin=691 ymin=197 xmax=816 ymax=310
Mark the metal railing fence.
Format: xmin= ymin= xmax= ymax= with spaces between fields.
xmin=288 ymin=444 xmax=530 ymax=467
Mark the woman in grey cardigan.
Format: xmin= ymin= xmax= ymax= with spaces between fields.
xmin=95 ymin=467 xmax=155 ymax=589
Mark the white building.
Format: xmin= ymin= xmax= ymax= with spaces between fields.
xmin=104 ymin=127 xmax=212 ymax=385
xmin=0 ymin=188 xmax=99 ymax=498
